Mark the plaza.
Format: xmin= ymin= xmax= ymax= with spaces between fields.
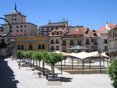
xmin=0 ymin=57 xmax=113 ymax=88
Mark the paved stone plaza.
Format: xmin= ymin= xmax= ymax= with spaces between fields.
xmin=0 ymin=57 xmax=113 ymax=88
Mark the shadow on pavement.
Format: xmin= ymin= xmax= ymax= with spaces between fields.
xmin=0 ymin=58 xmax=19 ymax=88
xmin=60 ymin=77 xmax=72 ymax=82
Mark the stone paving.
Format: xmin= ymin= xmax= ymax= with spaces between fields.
xmin=0 ymin=57 xmax=113 ymax=88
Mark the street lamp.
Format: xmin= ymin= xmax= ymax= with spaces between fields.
xmin=11 ymin=39 xmax=15 ymax=59
xmin=0 ymin=17 xmax=12 ymax=58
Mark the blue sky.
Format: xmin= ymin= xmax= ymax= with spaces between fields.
xmin=0 ymin=0 xmax=117 ymax=29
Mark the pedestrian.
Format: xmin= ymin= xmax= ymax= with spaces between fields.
xmin=18 ymin=61 xmax=21 ymax=69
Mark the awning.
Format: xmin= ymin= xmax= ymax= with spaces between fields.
xmin=68 ymin=45 xmax=88 ymax=50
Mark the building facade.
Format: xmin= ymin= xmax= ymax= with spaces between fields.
xmin=39 ymin=20 xmax=68 ymax=36
xmin=13 ymin=36 xmax=48 ymax=51
xmin=108 ymin=26 xmax=117 ymax=58
xmin=2 ymin=5 xmax=39 ymax=37
xmin=98 ymin=23 xmax=116 ymax=52
xmin=83 ymin=29 xmax=99 ymax=52
xmin=1 ymin=5 xmax=47 ymax=52
xmin=49 ymin=28 xmax=68 ymax=51
xmin=62 ymin=27 xmax=85 ymax=52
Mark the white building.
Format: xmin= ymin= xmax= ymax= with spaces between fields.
xmin=98 ymin=23 xmax=116 ymax=52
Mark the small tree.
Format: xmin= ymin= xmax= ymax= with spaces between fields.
xmin=16 ymin=50 xmax=24 ymax=59
xmin=107 ymin=59 xmax=117 ymax=88
xmin=32 ymin=51 xmax=43 ymax=69
xmin=45 ymin=52 xmax=64 ymax=78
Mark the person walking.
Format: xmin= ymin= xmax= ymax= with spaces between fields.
xmin=18 ymin=61 xmax=21 ymax=69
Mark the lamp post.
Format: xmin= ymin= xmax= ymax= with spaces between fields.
xmin=11 ymin=39 xmax=15 ymax=59
xmin=98 ymin=37 xmax=102 ymax=74
xmin=0 ymin=17 xmax=12 ymax=59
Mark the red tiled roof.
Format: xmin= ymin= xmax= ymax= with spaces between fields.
xmin=84 ymin=29 xmax=99 ymax=37
xmin=107 ymin=23 xmax=116 ymax=29
xmin=66 ymin=27 xmax=85 ymax=36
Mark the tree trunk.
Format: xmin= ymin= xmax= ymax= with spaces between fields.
xmin=42 ymin=60 xmax=45 ymax=75
xmin=33 ymin=59 xmax=34 ymax=67
xmin=51 ymin=64 xmax=55 ymax=78
xmin=38 ymin=60 xmax=40 ymax=70
xmin=36 ymin=59 xmax=37 ymax=66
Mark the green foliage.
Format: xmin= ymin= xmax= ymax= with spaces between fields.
xmin=16 ymin=50 xmax=24 ymax=59
xmin=45 ymin=52 xmax=64 ymax=65
xmin=32 ymin=51 xmax=43 ymax=61
xmin=107 ymin=59 xmax=117 ymax=88
xmin=22 ymin=51 xmax=28 ymax=58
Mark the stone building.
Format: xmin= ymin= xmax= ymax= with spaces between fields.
xmin=2 ymin=4 xmax=39 ymax=37
xmin=98 ymin=23 xmax=116 ymax=52
xmin=39 ymin=20 xmax=68 ymax=36
xmin=49 ymin=28 xmax=68 ymax=51
xmin=0 ymin=4 xmax=48 ymax=52
xmin=108 ymin=26 xmax=117 ymax=58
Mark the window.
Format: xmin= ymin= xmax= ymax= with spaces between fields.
xmin=29 ymin=44 xmax=33 ymax=50
xmin=56 ymin=46 xmax=59 ymax=50
xmin=104 ymin=39 xmax=107 ymax=44
xmin=20 ymin=25 xmax=22 ymax=28
xmin=20 ymin=30 xmax=23 ymax=32
xmin=51 ymin=40 xmax=54 ymax=44
xmin=70 ymin=40 xmax=74 ymax=46
xmin=57 ymin=32 xmax=59 ymax=35
xmin=56 ymin=39 xmax=59 ymax=44
xmin=52 ymin=32 xmax=54 ymax=35
xmin=16 ymin=30 xmax=19 ymax=32
xmin=21 ymin=45 xmax=24 ymax=50
xmin=51 ymin=46 xmax=54 ymax=50
xmin=16 ymin=26 xmax=19 ymax=28
xmin=93 ymin=39 xmax=98 ymax=45
xmin=17 ymin=45 xmax=20 ymax=50
xmin=77 ymin=40 xmax=82 ymax=45
xmin=62 ymin=40 xmax=66 ymax=46
xmin=38 ymin=44 xmax=41 ymax=49
xmin=85 ymin=39 xmax=90 ymax=45
xmin=42 ymin=44 xmax=45 ymax=49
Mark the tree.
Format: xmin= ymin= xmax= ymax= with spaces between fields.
xmin=16 ymin=50 xmax=24 ymax=59
xmin=45 ymin=52 xmax=64 ymax=78
xmin=32 ymin=51 xmax=43 ymax=70
xmin=107 ymin=59 xmax=117 ymax=88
